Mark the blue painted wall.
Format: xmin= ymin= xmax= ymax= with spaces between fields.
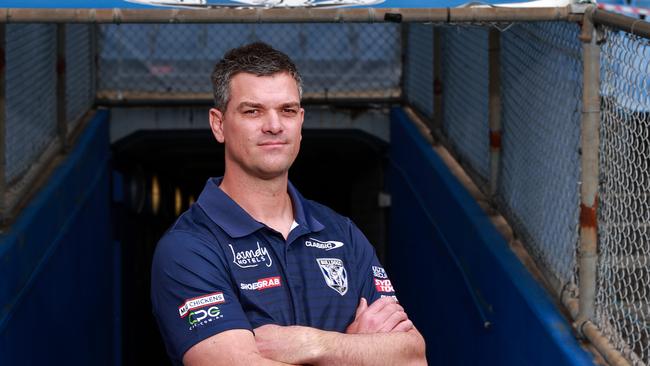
xmin=387 ymin=108 xmax=596 ymax=366
xmin=0 ymin=111 xmax=116 ymax=365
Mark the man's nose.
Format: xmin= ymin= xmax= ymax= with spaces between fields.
xmin=262 ymin=111 xmax=283 ymax=134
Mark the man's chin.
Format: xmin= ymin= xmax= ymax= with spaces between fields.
xmin=252 ymin=166 xmax=291 ymax=181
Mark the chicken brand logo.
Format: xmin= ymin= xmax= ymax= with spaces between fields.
xmin=178 ymin=292 xmax=225 ymax=318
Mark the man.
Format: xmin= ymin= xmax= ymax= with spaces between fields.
xmin=151 ymin=42 xmax=426 ymax=365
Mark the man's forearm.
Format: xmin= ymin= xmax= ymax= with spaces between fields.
xmin=313 ymin=328 xmax=426 ymax=366
xmin=255 ymin=325 xmax=426 ymax=366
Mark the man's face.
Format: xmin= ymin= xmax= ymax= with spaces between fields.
xmin=209 ymin=72 xmax=304 ymax=180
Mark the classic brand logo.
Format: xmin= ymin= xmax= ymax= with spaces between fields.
xmin=305 ymin=238 xmax=344 ymax=251
xmin=178 ymin=292 xmax=225 ymax=318
xmin=240 ymin=276 xmax=282 ymax=291
xmin=316 ymin=258 xmax=348 ymax=296
xmin=229 ymin=242 xmax=273 ymax=269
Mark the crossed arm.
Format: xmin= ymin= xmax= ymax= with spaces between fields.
xmin=183 ymin=297 xmax=427 ymax=366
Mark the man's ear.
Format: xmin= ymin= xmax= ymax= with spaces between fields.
xmin=209 ymin=108 xmax=226 ymax=143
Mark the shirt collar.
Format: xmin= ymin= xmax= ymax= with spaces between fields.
xmin=196 ymin=177 xmax=324 ymax=238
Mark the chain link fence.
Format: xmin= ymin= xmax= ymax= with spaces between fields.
xmin=404 ymin=24 xmax=434 ymax=119
xmin=597 ymin=26 xmax=650 ymax=365
xmin=403 ymin=17 xmax=650 ymax=366
xmin=5 ymin=24 xmax=57 ymax=185
xmin=441 ymin=25 xmax=490 ymax=184
xmin=2 ymin=24 xmax=96 ymax=219
xmin=66 ymin=24 xmax=95 ymax=133
xmin=98 ymin=23 xmax=401 ymax=101
xmin=498 ymin=21 xmax=583 ymax=290
xmin=404 ymin=21 xmax=583 ymax=290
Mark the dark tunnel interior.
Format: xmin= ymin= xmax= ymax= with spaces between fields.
xmin=111 ymin=127 xmax=389 ymax=365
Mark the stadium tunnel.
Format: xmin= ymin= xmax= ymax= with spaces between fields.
xmin=110 ymin=105 xmax=391 ymax=364
xmin=1 ymin=12 xmax=622 ymax=366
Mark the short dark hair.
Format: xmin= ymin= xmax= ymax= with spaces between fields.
xmin=211 ymin=42 xmax=303 ymax=111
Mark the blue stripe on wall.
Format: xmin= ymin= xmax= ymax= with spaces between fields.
xmin=0 ymin=110 xmax=115 ymax=365
xmin=387 ymin=108 xmax=595 ymax=366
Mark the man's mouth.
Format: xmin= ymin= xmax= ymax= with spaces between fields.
xmin=259 ymin=141 xmax=286 ymax=146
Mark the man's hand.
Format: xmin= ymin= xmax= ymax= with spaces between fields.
xmin=346 ymin=297 xmax=414 ymax=334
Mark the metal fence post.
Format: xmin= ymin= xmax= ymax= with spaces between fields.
xmin=577 ymin=7 xmax=600 ymax=328
xmin=433 ymin=27 xmax=442 ymax=134
xmin=57 ymin=24 xmax=68 ymax=151
xmin=488 ymin=28 xmax=501 ymax=197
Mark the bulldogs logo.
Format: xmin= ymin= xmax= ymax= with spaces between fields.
xmin=316 ymin=258 xmax=348 ymax=296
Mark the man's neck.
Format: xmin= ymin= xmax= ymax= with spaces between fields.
xmin=219 ymin=171 xmax=295 ymax=240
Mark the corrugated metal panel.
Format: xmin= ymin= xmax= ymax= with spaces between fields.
xmin=5 ymin=24 xmax=57 ymax=184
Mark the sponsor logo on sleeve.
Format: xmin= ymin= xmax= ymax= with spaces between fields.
xmin=178 ymin=292 xmax=225 ymax=318
xmin=374 ymin=278 xmax=395 ymax=293
xmin=372 ymin=266 xmax=388 ymax=279
xmin=305 ymin=238 xmax=344 ymax=251
xmin=381 ymin=295 xmax=399 ymax=302
xmin=240 ymin=276 xmax=282 ymax=291
xmin=316 ymin=258 xmax=348 ymax=296
xmin=228 ymin=242 xmax=273 ymax=269
xmin=187 ymin=306 xmax=223 ymax=330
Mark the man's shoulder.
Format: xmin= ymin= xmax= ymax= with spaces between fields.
xmin=155 ymin=204 xmax=225 ymax=258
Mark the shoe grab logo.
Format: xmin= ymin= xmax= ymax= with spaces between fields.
xmin=316 ymin=258 xmax=348 ymax=296
xmin=187 ymin=306 xmax=224 ymax=330
xmin=305 ymin=238 xmax=344 ymax=251
xmin=240 ymin=276 xmax=282 ymax=291
xmin=178 ymin=292 xmax=225 ymax=318
xmin=229 ymin=242 xmax=273 ymax=269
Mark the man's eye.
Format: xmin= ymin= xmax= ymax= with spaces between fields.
xmin=283 ymin=109 xmax=297 ymax=115
xmin=244 ymin=109 xmax=258 ymax=115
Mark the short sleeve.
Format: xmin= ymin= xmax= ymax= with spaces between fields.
xmin=349 ymin=221 xmax=398 ymax=305
xmin=151 ymin=230 xmax=252 ymax=365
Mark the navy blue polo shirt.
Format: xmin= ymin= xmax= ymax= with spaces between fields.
xmin=151 ymin=177 xmax=397 ymax=365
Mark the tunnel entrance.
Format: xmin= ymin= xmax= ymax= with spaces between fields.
xmin=111 ymin=125 xmax=389 ymax=365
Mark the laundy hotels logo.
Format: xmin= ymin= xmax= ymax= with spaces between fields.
xmin=229 ymin=242 xmax=273 ymax=269
xmin=178 ymin=292 xmax=225 ymax=318
xmin=305 ymin=238 xmax=344 ymax=251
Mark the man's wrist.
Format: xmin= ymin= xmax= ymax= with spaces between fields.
xmin=295 ymin=326 xmax=330 ymax=364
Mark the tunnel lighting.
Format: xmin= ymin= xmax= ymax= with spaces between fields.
xmin=151 ymin=175 xmax=161 ymax=215
xmin=174 ymin=187 xmax=183 ymax=216
xmin=188 ymin=195 xmax=195 ymax=206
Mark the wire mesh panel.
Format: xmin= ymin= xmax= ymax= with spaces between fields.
xmin=98 ymin=24 xmax=401 ymax=100
xmin=597 ymin=26 xmax=650 ymax=365
xmin=440 ymin=26 xmax=490 ymax=182
xmin=497 ymin=22 xmax=583 ymax=288
xmin=5 ymin=24 xmax=58 ymax=184
xmin=404 ymin=24 xmax=434 ymax=119
xmin=66 ymin=24 xmax=95 ymax=131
